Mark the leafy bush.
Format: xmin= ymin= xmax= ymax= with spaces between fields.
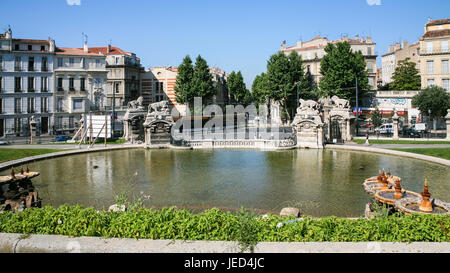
xmin=0 ymin=205 xmax=448 ymax=245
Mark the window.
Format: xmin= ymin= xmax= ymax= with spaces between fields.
xmin=427 ymin=79 xmax=435 ymax=87
xmin=15 ymin=77 xmax=21 ymax=92
xmin=0 ymin=77 xmax=2 ymax=91
xmin=14 ymin=44 xmax=19 ymax=51
xmin=442 ymin=41 xmax=448 ymax=53
xmin=28 ymin=45 xmax=32 ymax=51
xmin=69 ymin=58 xmax=74 ymax=67
xmin=442 ymin=60 xmax=449 ymax=74
xmin=28 ymin=77 xmax=35 ymax=92
xmin=14 ymin=118 xmax=21 ymax=134
xmin=443 ymin=79 xmax=450 ymax=91
xmin=367 ymin=47 xmax=372 ymax=55
xmin=73 ymin=99 xmax=83 ymax=110
xmin=0 ymin=98 xmax=2 ymax=113
xmin=14 ymin=98 xmax=21 ymax=113
xmin=57 ymin=78 xmax=64 ymax=91
xmin=115 ymin=57 xmax=119 ymax=64
xmin=427 ymin=60 xmax=434 ymax=74
xmin=28 ymin=57 xmax=34 ymax=71
xmin=56 ymin=98 xmax=64 ymax=112
xmin=0 ymin=55 xmax=2 ymax=70
xmin=41 ymin=57 xmax=48 ymax=71
xmin=27 ymin=98 xmax=35 ymax=113
xmin=427 ymin=42 xmax=433 ymax=54
xmin=15 ymin=56 xmax=21 ymax=71
xmin=80 ymin=78 xmax=85 ymax=91
xmin=96 ymin=59 xmax=101 ymax=67
xmin=368 ymin=62 xmax=373 ymax=73
xmin=57 ymin=58 xmax=63 ymax=67
xmin=41 ymin=45 xmax=45 ymax=51
xmin=114 ymin=82 xmax=120 ymax=93
xmin=69 ymin=77 xmax=74 ymax=91
xmin=41 ymin=77 xmax=48 ymax=92
xmin=41 ymin=97 xmax=48 ymax=113
xmin=69 ymin=116 xmax=74 ymax=128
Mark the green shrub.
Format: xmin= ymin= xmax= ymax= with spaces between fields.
xmin=0 ymin=205 xmax=448 ymax=244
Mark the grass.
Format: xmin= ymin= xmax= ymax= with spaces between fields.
xmin=0 ymin=148 xmax=67 ymax=163
xmin=353 ymin=139 xmax=450 ymax=145
xmin=390 ymin=147 xmax=450 ymax=160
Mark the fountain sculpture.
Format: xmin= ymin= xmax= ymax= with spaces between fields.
xmin=0 ymin=167 xmax=41 ymax=212
xmin=394 ymin=179 xmax=450 ymax=215
xmin=363 ymin=170 xmax=449 ymax=216
xmin=291 ymin=99 xmax=325 ymax=148
xmin=123 ymin=96 xmax=147 ymax=143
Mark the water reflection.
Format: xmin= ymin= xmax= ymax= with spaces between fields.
xmin=2 ymin=149 xmax=449 ymax=217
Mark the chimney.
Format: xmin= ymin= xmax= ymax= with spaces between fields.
xmin=5 ymin=27 xmax=12 ymax=39
xmin=107 ymin=44 xmax=111 ymax=53
xmin=388 ymin=45 xmax=395 ymax=53
xmin=296 ymin=40 xmax=303 ymax=48
xmin=402 ymin=40 xmax=408 ymax=49
xmin=394 ymin=42 xmax=401 ymax=51
xmin=366 ymin=36 xmax=373 ymax=43
xmin=280 ymin=40 xmax=287 ymax=50
xmin=83 ymin=41 xmax=88 ymax=53
xmin=48 ymin=37 xmax=55 ymax=52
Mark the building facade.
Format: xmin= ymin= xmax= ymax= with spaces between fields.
xmin=0 ymin=28 xmax=55 ymax=137
xmin=419 ymin=18 xmax=450 ymax=91
xmin=96 ymin=45 xmax=143 ymax=108
xmin=280 ymin=35 xmax=377 ymax=90
xmin=140 ymin=66 xmax=229 ymax=115
xmin=381 ymin=41 xmax=420 ymax=85
xmin=53 ymin=42 xmax=108 ymax=134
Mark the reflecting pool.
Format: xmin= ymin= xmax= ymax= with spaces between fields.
xmin=2 ymin=149 xmax=449 ymax=217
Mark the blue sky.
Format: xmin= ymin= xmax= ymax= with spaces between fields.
xmin=2 ymin=0 xmax=449 ymax=87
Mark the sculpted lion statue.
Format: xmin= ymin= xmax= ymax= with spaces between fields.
xmin=331 ymin=95 xmax=349 ymax=109
xmin=299 ymin=99 xmax=319 ymax=111
xmin=127 ymin=96 xmax=144 ymax=110
xmin=149 ymin=100 xmax=169 ymax=114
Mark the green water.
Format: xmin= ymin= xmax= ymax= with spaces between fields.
xmin=3 ymin=149 xmax=449 ymax=217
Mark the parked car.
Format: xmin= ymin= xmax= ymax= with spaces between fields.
xmin=374 ymin=123 xmax=393 ymax=134
xmin=54 ymin=135 xmax=72 ymax=142
xmin=0 ymin=140 xmax=10 ymax=145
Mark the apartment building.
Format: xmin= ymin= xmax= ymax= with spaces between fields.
xmin=381 ymin=41 xmax=420 ymax=85
xmin=94 ymin=45 xmax=143 ymax=108
xmin=280 ymin=35 xmax=377 ymax=90
xmin=53 ymin=42 xmax=108 ymax=134
xmin=0 ymin=28 xmax=54 ymax=137
xmin=419 ymin=18 xmax=450 ymax=91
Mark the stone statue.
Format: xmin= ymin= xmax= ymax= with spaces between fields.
xmin=149 ymin=100 xmax=170 ymax=114
xmin=331 ymin=95 xmax=350 ymax=109
xmin=298 ymin=99 xmax=319 ymax=112
xmin=127 ymin=96 xmax=144 ymax=111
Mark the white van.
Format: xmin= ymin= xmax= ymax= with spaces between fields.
xmin=375 ymin=123 xmax=393 ymax=134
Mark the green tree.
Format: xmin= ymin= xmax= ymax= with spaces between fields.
xmin=227 ymin=71 xmax=251 ymax=105
xmin=191 ymin=55 xmax=216 ymax=106
xmin=251 ymin=72 xmax=270 ymax=107
xmin=391 ymin=58 xmax=421 ymax=90
xmin=319 ymin=41 xmax=369 ymax=103
xmin=266 ymin=51 xmax=305 ymax=121
xmin=174 ymin=55 xmax=194 ymax=105
xmin=371 ymin=107 xmax=383 ymax=128
xmin=412 ymin=86 xmax=450 ymax=120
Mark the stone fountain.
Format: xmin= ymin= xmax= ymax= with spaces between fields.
xmin=394 ymin=179 xmax=450 ymax=215
xmin=0 ymin=167 xmax=41 ymax=212
xmin=374 ymin=177 xmax=421 ymax=206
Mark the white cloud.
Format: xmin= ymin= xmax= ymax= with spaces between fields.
xmin=66 ymin=0 xmax=81 ymax=6
xmin=366 ymin=0 xmax=381 ymax=5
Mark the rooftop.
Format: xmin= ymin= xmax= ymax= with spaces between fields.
xmin=422 ymin=29 xmax=450 ymax=39
xmin=426 ymin=18 xmax=450 ymax=26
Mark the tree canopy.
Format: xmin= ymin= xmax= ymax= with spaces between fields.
xmin=319 ymin=41 xmax=369 ymax=103
xmin=174 ymin=55 xmax=194 ymax=104
xmin=390 ymin=58 xmax=421 ymax=90
xmin=227 ymin=71 xmax=251 ymax=105
xmin=174 ymin=55 xmax=217 ymax=108
xmin=265 ymin=51 xmax=306 ymax=120
xmin=412 ymin=86 xmax=450 ymax=119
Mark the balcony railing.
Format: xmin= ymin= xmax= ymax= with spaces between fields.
xmin=420 ymin=48 xmax=450 ymax=55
